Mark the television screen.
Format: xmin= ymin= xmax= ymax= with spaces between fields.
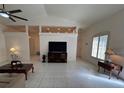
xmin=49 ymin=42 xmax=67 ymax=52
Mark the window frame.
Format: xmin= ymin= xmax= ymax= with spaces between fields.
xmin=91 ymin=32 xmax=110 ymax=60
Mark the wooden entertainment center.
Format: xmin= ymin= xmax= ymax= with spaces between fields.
xmin=48 ymin=52 xmax=67 ymax=63
xmin=48 ymin=41 xmax=67 ymax=63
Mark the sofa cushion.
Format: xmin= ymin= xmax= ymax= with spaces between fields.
xmin=0 ymin=74 xmax=25 ymax=88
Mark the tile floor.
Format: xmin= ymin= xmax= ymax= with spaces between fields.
xmin=25 ymin=59 xmax=124 ymax=88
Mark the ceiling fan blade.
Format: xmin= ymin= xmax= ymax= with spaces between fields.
xmin=9 ymin=17 xmax=16 ymax=22
xmin=9 ymin=14 xmax=28 ymax=21
xmin=8 ymin=9 xmax=22 ymax=14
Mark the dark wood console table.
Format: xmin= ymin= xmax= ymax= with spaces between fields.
xmin=98 ymin=61 xmax=123 ymax=79
xmin=0 ymin=64 xmax=34 ymax=80
xmin=48 ymin=52 xmax=67 ymax=63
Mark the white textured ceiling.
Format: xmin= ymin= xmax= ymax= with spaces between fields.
xmin=0 ymin=4 xmax=124 ymax=28
xmin=45 ymin=4 xmax=124 ymax=25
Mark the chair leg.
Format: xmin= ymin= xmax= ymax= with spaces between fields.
xmin=98 ymin=66 xmax=100 ymax=72
xmin=32 ymin=66 xmax=34 ymax=73
xmin=104 ymin=69 xmax=106 ymax=73
xmin=109 ymin=71 xmax=112 ymax=79
xmin=117 ymin=71 xmax=121 ymax=79
xmin=25 ymin=72 xmax=27 ymax=80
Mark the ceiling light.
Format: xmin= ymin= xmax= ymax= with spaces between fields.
xmin=29 ymin=36 xmax=31 ymax=39
xmin=57 ymin=28 xmax=61 ymax=30
xmin=68 ymin=28 xmax=71 ymax=31
xmin=0 ymin=12 xmax=9 ymax=18
xmin=47 ymin=28 xmax=50 ymax=30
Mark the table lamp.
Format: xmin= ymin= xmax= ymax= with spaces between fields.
xmin=10 ymin=48 xmax=18 ymax=61
xmin=105 ymin=48 xmax=115 ymax=62
xmin=105 ymin=48 xmax=115 ymax=55
xmin=10 ymin=48 xmax=16 ymax=53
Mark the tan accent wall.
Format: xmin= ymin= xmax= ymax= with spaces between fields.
xmin=77 ymin=29 xmax=83 ymax=58
xmin=5 ymin=25 xmax=26 ymax=32
xmin=28 ymin=26 xmax=40 ymax=56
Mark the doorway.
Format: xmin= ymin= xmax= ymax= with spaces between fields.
xmin=28 ymin=26 xmax=40 ymax=62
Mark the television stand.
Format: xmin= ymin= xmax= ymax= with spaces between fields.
xmin=48 ymin=52 xmax=67 ymax=63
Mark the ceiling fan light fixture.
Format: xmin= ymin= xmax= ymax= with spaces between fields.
xmin=0 ymin=4 xmax=28 ymax=22
xmin=0 ymin=12 xmax=9 ymax=18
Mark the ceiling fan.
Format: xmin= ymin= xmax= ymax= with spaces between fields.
xmin=0 ymin=4 xmax=28 ymax=22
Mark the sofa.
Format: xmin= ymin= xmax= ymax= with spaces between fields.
xmin=0 ymin=60 xmax=25 ymax=88
xmin=0 ymin=74 xmax=25 ymax=88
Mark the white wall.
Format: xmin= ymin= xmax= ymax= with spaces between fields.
xmin=0 ymin=23 xmax=7 ymax=64
xmin=40 ymin=33 xmax=78 ymax=62
xmin=4 ymin=15 xmax=80 ymax=63
xmin=79 ymin=9 xmax=124 ymax=79
xmin=0 ymin=30 xmax=7 ymax=63
xmin=4 ymin=32 xmax=30 ymax=62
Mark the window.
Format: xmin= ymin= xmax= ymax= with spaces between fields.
xmin=91 ymin=34 xmax=108 ymax=60
xmin=91 ymin=36 xmax=99 ymax=57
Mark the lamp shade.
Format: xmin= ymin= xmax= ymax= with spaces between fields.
xmin=105 ymin=48 xmax=115 ymax=55
xmin=10 ymin=48 xmax=16 ymax=52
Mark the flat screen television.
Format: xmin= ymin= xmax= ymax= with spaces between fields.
xmin=49 ymin=42 xmax=67 ymax=52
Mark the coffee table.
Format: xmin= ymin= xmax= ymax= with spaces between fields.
xmin=0 ymin=64 xmax=34 ymax=80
